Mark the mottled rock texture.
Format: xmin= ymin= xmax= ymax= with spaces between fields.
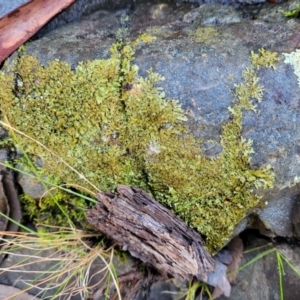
xmin=218 ymin=235 xmax=300 ymax=300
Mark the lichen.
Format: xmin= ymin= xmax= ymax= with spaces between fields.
xmin=251 ymin=48 xmax=279 ymax=69
xmin=0 ymin=45 xmax=275 ymax=252
xmin=283 ymin=49 xmax=300 ymax=86
xmin=190 ymin=27 xmax=219 ymax=44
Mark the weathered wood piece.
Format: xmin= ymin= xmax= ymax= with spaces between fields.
xmin=86 ymin=185 xmax=216 ymax=281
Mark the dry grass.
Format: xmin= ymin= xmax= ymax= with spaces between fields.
xmin=0 ymin=227 xmax=121 ymax=299
xmin=0 ymin=118 xmax=122 ymax=299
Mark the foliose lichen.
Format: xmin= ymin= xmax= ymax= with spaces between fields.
xmin=190 ymin=27 xmax=219 ymax=44
xmin=0 ymin=45 xmax=275 ymax=252
xmin=283 ymin=49 xmax=300 ymax=86
xmin=251 ymin=48 xmax=279 ymax=69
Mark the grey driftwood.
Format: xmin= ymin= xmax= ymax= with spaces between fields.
xmin=86 ymin=185 xmax=216 ymax=281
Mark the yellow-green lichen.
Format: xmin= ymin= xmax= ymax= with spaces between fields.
xmin=251 ymin=48 xmax=279 ymax=69
xmin=132 ymin=33 xmax=157 ymax=45
xmin=190 ymin=27 xmax=219 ymax=44
xmin=283 ymin=49 xmax=300 ymax=86
xmin=0 ymin=46 xmax=274 ymax=252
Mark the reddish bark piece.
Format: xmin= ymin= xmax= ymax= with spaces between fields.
xmin=0 ymin=0 xmax=75 ymax=64
xmin=86 ymin=185 xmax=216 ymax=281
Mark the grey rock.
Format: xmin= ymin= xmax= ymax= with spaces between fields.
xmin=21 ymin=9 xmax=119 ymax=68
xmin=35 ymin=0 xmax=137 ymax=38
xmin=237 ymin=0 xmax=265 ymax=4
xmin=0 ymin=148 xmax=8 ymax=164
xmin=258 ymin=184 xmax=300 ymax=237
xmin=128 ymin=8 xmax=300 ymax=241
xmin=0 ymin=246 xmax=74 ymax=299
xmin=0 ymin=172 xmax=9 ymax=234
xmin=175 ymin=0 xmax=265 ymax=6
xmin=0 ymin=150 xmax=10 ymax=238
xmin=257 ymin=0 xmax=300 ymax=23
xmin=2 ymin=2 xmax=300 ymax=299
xmin=145 ymin=281 xmax=180 ymax=300
xmin=4 ymin=0 xmax=300 ymax=249
xmin=16 ymin=164 xmax=53 ymax=200
xmin=174 ymin=4 xmax=242 ymax=25
xmin=0 ymin=284 xmax=41 ymax=300
xmin=218 ymin=235 xmax=300 ymax=300
xmin=292 ymin=197 xmax=300 ymax=237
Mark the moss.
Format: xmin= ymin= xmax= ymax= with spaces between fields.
xmin=0 ymin=46 xmax=275 ymax=252
xmin=21 ymin=190 xmax=89 ymax=229
xmin=190 ymin=27 xmax=219 ymax=44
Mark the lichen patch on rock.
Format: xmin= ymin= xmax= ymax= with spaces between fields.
xmin=0 ymin=44 xmax=275 ymax=252
xmin=283 ymin=49 xmax=300 ymax=86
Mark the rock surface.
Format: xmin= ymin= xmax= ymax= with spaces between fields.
xmin=0 ymin=168 xmax=9 ymax=234
xmin=10 ymin=0 xmax=300 ymax=242
xmin=218 ymin=233 xmax=300 ymax=300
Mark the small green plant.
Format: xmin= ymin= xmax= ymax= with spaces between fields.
xmin=282 ymin=4 xmax=300 ymax=18
xmin=20 ymin=190 xmax=89 ymax=229
xmin=185 ymin=280 xmax=213 ymax=300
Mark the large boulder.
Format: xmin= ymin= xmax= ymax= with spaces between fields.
xmin=1 ymin=1 xmax=300 ymax=250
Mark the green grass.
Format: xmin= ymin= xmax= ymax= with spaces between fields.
xmin=228 ymin=243 xmax=300 ymax=300
xmin=179 ymin=242 xmax=300 ymax=300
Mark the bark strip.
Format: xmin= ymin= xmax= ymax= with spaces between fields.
xmin=86 ymin=185 xmax=216 ymax=281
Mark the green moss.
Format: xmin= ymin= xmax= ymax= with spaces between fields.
xmin=21 ymin=190 xmax=89 ymax=229
xmin=190 ymin=27 xmax=219 ymax=44
xmin=0 ymin=46 xmax=275 ymax=252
